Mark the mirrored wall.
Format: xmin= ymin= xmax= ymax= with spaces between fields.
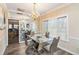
xmin=19 ymin=19 xmax=37 ymax=43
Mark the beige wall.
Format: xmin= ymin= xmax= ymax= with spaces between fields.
xmin=0 ymin=4 xmax=8 ymax=54
xmin=38 ymin=4 xmax=79 ymax=54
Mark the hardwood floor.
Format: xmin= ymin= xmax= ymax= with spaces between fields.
xmin=4 ymin=43 xmax=72 ymax=55
xmin=4 ymin=43 xmax=28 ymax=55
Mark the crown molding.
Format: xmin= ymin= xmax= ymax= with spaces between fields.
xmin=41 ymin=4 xmax=71 ymax=16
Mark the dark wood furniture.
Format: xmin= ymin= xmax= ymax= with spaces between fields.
xmin=8 ymin=28 xmax=19 ymax=44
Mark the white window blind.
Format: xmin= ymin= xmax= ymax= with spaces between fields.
xmin=43 ymin=16 xmax=69 ymax=41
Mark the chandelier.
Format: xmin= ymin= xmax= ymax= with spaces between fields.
xmin=32 ymin=3 xmax=39 ymax=20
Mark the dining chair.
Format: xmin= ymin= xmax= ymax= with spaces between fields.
xmin=50 ymin=36 xmax=60 ymax=54
xmin=26 ymin=39 xmax=39 ymax=55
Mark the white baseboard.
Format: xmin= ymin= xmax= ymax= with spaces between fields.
xmin=58 ymin=45 xmax=78 ymax=55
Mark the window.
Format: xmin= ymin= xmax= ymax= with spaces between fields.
xmin=43 ymin=20 xmax=48 ymax=32
xmin=57 ymin=16 xmax=69 ymax=41
xmin=43 ymin=15 xmax=69 ymax=41
xmin=9 ymin=24 xmax=12 ymax=29
xmin=14 ymin=24 xmax=18 ymax=29
xmin=48 ymin=19 xmax=58 ymax=37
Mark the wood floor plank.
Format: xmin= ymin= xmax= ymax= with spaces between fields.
xmin=4 ymin=43 xmax=72 ymax=55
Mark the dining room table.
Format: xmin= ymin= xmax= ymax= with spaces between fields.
xmin=27 ymin=33 xmax=54 ymax=52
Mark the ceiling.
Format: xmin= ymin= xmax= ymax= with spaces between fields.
xmin=6 ymin=3 xmax=64 ymax=15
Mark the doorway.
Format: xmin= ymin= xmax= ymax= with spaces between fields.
xmin=8 ymin=19 xmax=19 ymax=45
